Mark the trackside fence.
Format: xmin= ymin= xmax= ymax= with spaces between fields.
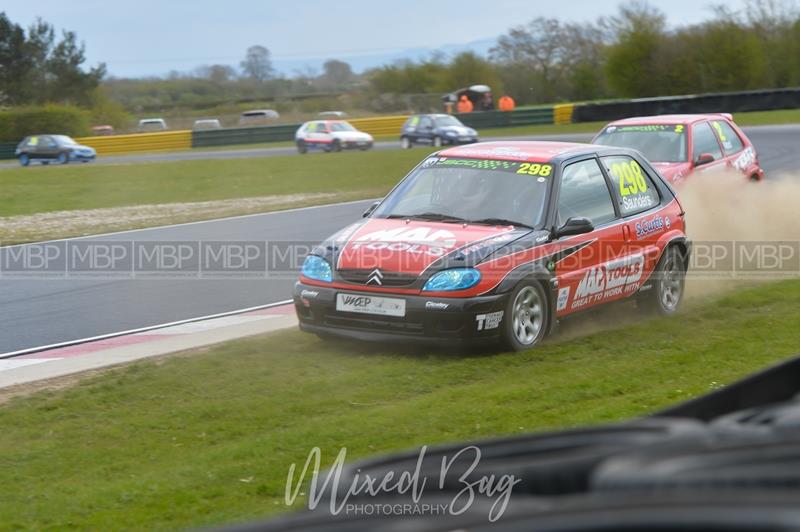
xmin=572 ymin=87 xmax=800 ymax=123
xmin=3 ymin=88 xmax=798 ymax=159
xmin=75 ymin=130 xmax=192 ymax=155
xmin=0 ymin=142 xmax=16 ymax=160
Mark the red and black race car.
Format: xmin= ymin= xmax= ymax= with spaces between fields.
xmin=294 ymin=142 xmax=691 ymax=350
xmin=592 ymin=114 xmax=764 ymax=184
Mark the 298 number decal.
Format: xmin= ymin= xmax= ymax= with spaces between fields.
xmin=611 ymin=160 xmax=648 ymax=197
xmin=517 ymin=163 xmax=552 ymax=177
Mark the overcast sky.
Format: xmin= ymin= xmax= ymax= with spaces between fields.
xmin=3 ymin=0 xmax=751 ymax=78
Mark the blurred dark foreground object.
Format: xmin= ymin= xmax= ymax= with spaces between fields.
xmin=217 ymin=356 xmax=800 ymax=532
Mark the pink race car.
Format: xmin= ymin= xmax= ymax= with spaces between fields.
xmin=592 ymin=114 xmax=764 ymax=184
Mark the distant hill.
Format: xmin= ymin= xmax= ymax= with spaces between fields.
xmin=270 ymin=37 xmax=496 ymax=76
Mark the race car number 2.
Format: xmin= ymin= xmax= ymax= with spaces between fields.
xmin=611 ymin=160 xmax=648 ymax=197
xmin=517 ymin=163 xmax=553 ymax=177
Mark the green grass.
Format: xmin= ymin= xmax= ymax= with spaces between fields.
xmin=732 ymin=108 xmax=800 ymax=126
xmin=0 ymin=148 xmax=438 ymax=218
xmin=1 ymin=279 xmax=799 ymax=530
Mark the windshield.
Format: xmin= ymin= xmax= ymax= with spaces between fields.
xmin=52 ymin=135 xmax=78 ymax=146
xmin=594 ymin=124 xmax=687 ymax=163
xmin=434 ymin=116 xmax=464 ymax=128
xmin=329 ymin=122 xmax=356 ymax=132
xmin=373 ymin=157 xmax=550 ymax=228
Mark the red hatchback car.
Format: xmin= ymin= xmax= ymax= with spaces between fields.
xmin=294 ymin=142 xmax=691 ymax=350
xmin=592 ymin=114 xmax=764 ymax=184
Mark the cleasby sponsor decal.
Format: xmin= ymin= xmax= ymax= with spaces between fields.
xmin=571 ymin=255 xmax=644 ymax=309
xmin=300 ymin=290 xmax=319 ymax=299
xmin=350 ymin=227 xmax=457 ymax=257
xmin=425 ymin=301 xmax=449 ymax=310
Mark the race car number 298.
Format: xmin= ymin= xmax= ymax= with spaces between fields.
xmin=336 ymin=293 xmax=406 ymax=317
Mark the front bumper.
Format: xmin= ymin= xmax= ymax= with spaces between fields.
xmin=340 ymin=140 xmax=373 ymax=150
xmin=293 ymin=281 xmax=508 ymax=345
xmin=69 ymin=152 xmax=96 ymax=161
xmin=446 ymin=136 xmax=478 ymax=145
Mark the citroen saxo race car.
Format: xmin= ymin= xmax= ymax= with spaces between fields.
xmin=592 ymin=114 xmax=764 ymax=183
xmin=294 ymin=142 xmax=691 ymax=350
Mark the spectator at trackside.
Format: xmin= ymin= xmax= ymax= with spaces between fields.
xmin=456 ymin=95 xmax=474 ymax=113
xmin=498 ymin=95 xmax=516 ymax=112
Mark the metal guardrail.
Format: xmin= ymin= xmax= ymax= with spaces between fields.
xmin=456 ymin=107 xmax=554 ymax=129
xmin=75 ymin=130 xmax=192 ymax=155
xmin=348 ymin=115 xmax=409 ymax=136
xmin=0 ymin=142 xmax=16 ymax=160
xmin=572 ymin=87 xmax=800 ymax=123
xmin=192 ymin=124 xmax=298 ymax=148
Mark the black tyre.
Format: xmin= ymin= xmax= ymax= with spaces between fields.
xmin=400 ymin=136 xmax=412 ymax=149
xmin=296 ymin=140 xmax=307 ymax=154
xmin=500 ymin=281 xmax=549 ymax=351
xmin=57 ymin=152 xmax=68 ymax=164
xmin=638 ymin=246 xmax=686 ymax=316
xmin=19 ymin=154 xmax=30 ymax=167
xmin=331 ymin=140 xmax=342 ymax=152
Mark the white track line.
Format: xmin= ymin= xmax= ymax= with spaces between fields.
xmin=0 ymin=299 xmax=294 ymax=360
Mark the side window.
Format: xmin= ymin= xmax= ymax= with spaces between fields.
xmin=419 ymin=117 xmax=433 ymax=129
xmin=40 ymin=136 xmax=56 ymax=148
xmin=305 ymin=123 xmax=316 ymax=133
xmin=26 ymin=136 xmax=39 ymax=147
xmin=602 ymin=156 xmax=660 ymax=217
xmin=692 ymin=121 xmax=723 ymax=161
xmin=557 ymin=159 xmax=617 ymax=227
xmin=407 ymin=116 xmax=420 ymax=129
xmin=711 ymin=120 xmax=744 ymax=155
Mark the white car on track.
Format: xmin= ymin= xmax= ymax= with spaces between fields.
xmin=295 ymin=120 xmax=374 ymax=154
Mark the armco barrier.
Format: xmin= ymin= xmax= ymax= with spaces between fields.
xmin=0 ymin=142 xmax=16 ymax=160
xmin=573 ymin=87 xmax=800 ymax=123
xmin=553 ymin=104 xmax=574 ymax=125
xmin=192 ymin=124 xmax=298 ymax=148
xmin=348 ymin=115 xmax=409 ymax=136
xmin=75 ymin=130 xmax=192 ymax=155
xmin=457 ymin=107 xmax=554 ymax=129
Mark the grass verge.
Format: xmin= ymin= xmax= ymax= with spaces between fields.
xmin=1 ymin=279 xmax=799 ymax=530
xmin=0 ymin=148 xmax=437 ymax=244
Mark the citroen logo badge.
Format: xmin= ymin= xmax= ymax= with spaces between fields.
xmin=367 ymin=268 xmax=384 ymax=285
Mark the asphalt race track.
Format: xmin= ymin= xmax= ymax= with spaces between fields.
xmin=0 ymin=125 xmax=797 ymax=354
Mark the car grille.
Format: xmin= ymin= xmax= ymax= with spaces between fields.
xmin=323 ymin=314 xmax=425 ymax=335
xmin=337 ymin=269 xmax=418 ymax=287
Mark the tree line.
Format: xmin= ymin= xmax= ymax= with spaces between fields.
xmin=2 ymin=1 xmax=800 ymax=117
xmin=368 ymin=0 xmax=800 ymax=107
xmin=0 ymin=13 xmax=105 ymax=107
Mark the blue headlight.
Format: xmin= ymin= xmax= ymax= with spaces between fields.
xmin=423 ymin=268 xmax=481 ymax=291
xmin=301 ymin=255 xmax=332 ymax=282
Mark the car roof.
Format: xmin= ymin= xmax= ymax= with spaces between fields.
xmin=437 ymin=141 xmax=607 ymax=162
xmin=305 ymin=120 xmax=350 ymax=125
xmin=608 ymin=113 xmax=733 ymax=126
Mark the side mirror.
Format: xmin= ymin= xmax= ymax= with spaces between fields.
xmin=555 ymin=216 xmax=594 ymax=238
xmin=695 ymin=152 xmax=715 ymax=166
xmin=362 ymin=201 xmax=380 ymax=218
